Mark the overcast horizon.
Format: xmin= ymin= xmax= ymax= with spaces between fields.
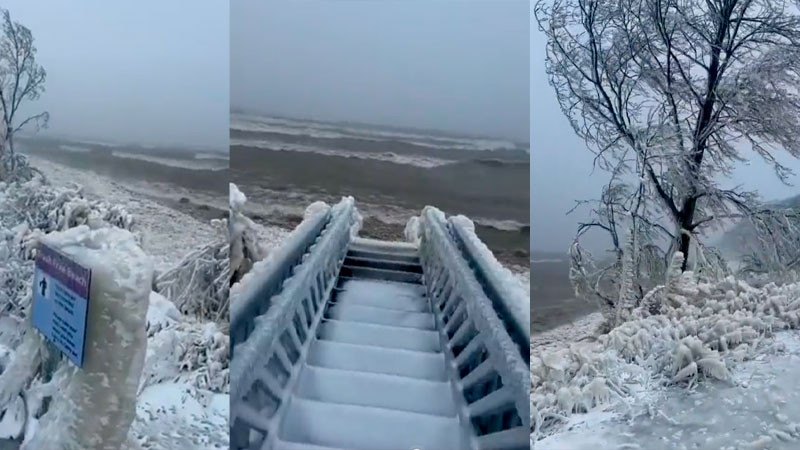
xmin=4 ymin=1 xmax=228 ymax=150
xmin=231 ymin=106 xmax=531 ymax=144
xmin=231 ymin=0 xmax=529 ymax=143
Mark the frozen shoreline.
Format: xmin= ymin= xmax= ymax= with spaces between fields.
xmin=536 ymin=330 xmax=800 ymax=450
xmin=0 ymin=157 xmax=231 ymax=449
xmin=533 ymin=285 xmax=800 ymax=449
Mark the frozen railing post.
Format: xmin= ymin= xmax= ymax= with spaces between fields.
xmin=1 ymin=226 xmax=153 ymax=449
xmin=230 ymin=198 xmax=356 ymax=450
xmin=418 ymin=207 xmax=529 ymax=450
xmin=449 ymin=216 xmax=530 ymax=363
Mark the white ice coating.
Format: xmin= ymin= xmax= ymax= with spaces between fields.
xmin=231 ymin=197 xmax=355 ymax=402
xmin=403 ymin=215 xmax=421 ymax=244
xmin=533 ymin=273 xmax=800 ymax=446
xmin=419 ymin=207 xmax=530 ymax=428
xmin=229 ymin=183 xmax=247 ymax=210
xmin=229 ymin=201 xmax=331 ymax=318
xmin=21 ymin=226 xmax=152 ymax=449
xmin=450 ymin=214 xmax=530 ymax=333
xmin=304 ymin=201 xmax=329 ymax=220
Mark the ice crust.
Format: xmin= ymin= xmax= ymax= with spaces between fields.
xmin=21 ymin=226 xmax=152 ymax=450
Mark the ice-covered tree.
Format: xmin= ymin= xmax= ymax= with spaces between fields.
xmin=0 ymin=8 xmax=48 ymax=180
xmin=537 ymin=0 xmax=800 ymax=275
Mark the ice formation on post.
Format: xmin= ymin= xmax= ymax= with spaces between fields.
xmin=449 ymin=214 xmax=530 ymax=334
xmin=14 ymin=225 xmax=152 ymax=449
xmin=229 ymin=196 xmax=332 ymax=317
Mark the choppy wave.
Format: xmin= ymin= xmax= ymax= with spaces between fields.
xmin=195 ymin=152 xmax=230 ymax=161
xmin=230 ymin=138 xmax=452 ymax=168
xmin=471 ymin=218 xmax=530 ymax=232
xmin=111 ymin=151 xmax=228 ymax=171
xmin=231 ymin=113 xmax=524 ymax=152
xmin=59 ymin=145 xmax=92 ymax=153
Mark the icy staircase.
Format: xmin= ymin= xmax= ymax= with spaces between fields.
xmin=275 ymin=240 xmax=468 ymax=450
xmin=231 ymin=201 xmax=528 ymax=450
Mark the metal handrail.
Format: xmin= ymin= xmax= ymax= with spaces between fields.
xmin=419 ymin=207 xmax=530 ymax=450
xmin=230 ymin=198 xmax=356 ymax=450
xmin=449 ymin=219 xmax=530 ymax=363
xmin=229 ymin=208 xmax=331 ymax=355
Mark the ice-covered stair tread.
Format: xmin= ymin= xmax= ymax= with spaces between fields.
xmin=335 ymin=279 xmax=429 ymax=312
xmin=350 ymin=237 xmax=418 ymax=252
xmin=231 ymin=204 xmax=527 ymax=450
xmin=295 ymin=365 xmax=457 ymax=416
xmin=279 ymin=397 xmax=462 ymax=450
xmin=306 ymin=338 xmax=447 ymax=381
xmin=325 ymin=303 xmax=436 ymax=330
xmin=317 ymin=319 xmax=441 ymax=352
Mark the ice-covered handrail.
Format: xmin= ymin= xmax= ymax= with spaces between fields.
xmin=419 ymin=207 xmax=530 ymax=450
xmin=229 ymin=207 xmax=330 ymax=354
xmin=449 ymin=216 xmax=530 ymax=363
xmin=230 ymin=198 xmax=356 ymax=450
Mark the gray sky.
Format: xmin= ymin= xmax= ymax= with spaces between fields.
xmin=231 ymin=0 xmax=529 ymax=142
xmin=5 ymin=1 xmax=228 ymax=150
xmin=531 ymin=26 xmax=800 ymax=254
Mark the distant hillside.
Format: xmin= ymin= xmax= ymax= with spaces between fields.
xmin=719 ymin=194 xmax=800 ymax=258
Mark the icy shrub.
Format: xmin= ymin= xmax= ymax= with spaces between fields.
xmin=155 ymin=218 xmax=230 ymax=324
xmin=0 ymin=177 xmax=135 ymax=319
xmin=141 ymin=294 xmax=229 ymax=395
xmin=532 ymin=270 xmax=800 ymax=441
xmin=228 ymin=183 xmax=267 ymax=285
xmin=0 ymin=177 xmax=134 ymax=233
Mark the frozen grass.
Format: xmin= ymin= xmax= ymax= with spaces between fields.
xmin=532 ymin=269 xmax=800 ymax=448
xmin=0 ymin=158 xmax=230 ymax=448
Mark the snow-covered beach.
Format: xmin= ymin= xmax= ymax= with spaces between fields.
xmin=533 ymin=275 xmax=800 ymax=449
xmin=0 ymin=154 xmax=235 ymax=449
xmin=2 ymin=152 xmax=531 ymax=449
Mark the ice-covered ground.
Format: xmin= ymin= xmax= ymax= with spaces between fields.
xmin=26 ymin=155 xmax=217 ymax=271
xmin=534 ymin=308 xmax=800 ymax=450
xmin=27 ymin=155 xmax=288 ymax=272
xmin=0 ymin=157 xmax=257 ymax=449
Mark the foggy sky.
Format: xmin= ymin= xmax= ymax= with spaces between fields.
xmin=4 ymin=1 xmax=228 ymax=150
xmin=531 ymin=26 xmax=800 ymax=254
xmin=231 ymin=0 xmax=529 ymax=143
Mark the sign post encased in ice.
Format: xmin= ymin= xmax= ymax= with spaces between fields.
xmin=31 ymin=242 xmax=92 ymax=368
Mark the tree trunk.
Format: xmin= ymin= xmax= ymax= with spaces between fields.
xmin=677 ymin=197 xmax=698 ymax=271
xmin=7 ymin=127 xmax=15 ymax=174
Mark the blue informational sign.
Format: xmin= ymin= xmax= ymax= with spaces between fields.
xmin=31 ymin=243 xmax=92 ymax=368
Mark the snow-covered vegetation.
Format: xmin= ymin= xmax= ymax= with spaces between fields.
xmin=533 ymin=252 xmax=800 ymax=438
xmin=0 ymin=160 xmax=231 ymax=448
xmin=533 ymin=0 xmax=800 ymax=447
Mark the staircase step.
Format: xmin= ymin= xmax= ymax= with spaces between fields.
xmin=349 ymin=239 xmax=418 ymax=256
xmin=347 ymin=248 xmax=420 ymax=264
xmin=306 ymin=339 xmax=447 ymax=381
xmin=326 ymin=303 xmax=435 ymax=330
xmin=317 ymin=319 xmax=441 ymax=352
xmin=340 ymin=265 xmax=422 ymax=284
xmin=336 ymin=280 xmax=429 ymax=312
xmin=273 ymin=441 xmax=344 ymax=450
xmin=294 ymin=365 xmax=456 ymax=416
xmin=343 ymin=256 xmax=422 ymax=274
xmin=278 ymin=397 xmax=464 ymax=450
